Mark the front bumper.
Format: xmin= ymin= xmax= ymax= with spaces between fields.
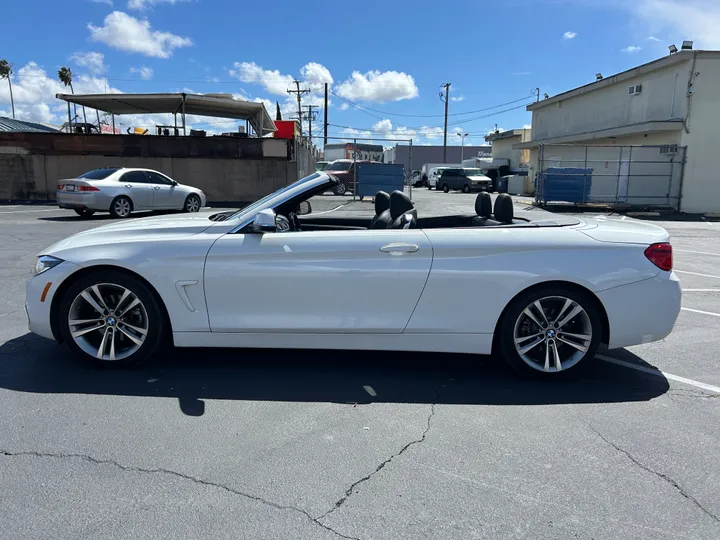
xmin=598 ymin=271 xmax=682 ymax=349
xmin=26 ymin=261 xmax=83 ymax=341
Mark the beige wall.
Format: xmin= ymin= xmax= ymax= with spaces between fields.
xmin=0 ymin=154 xmax=296 ymax=202
xmin=679 ymin=56 xmax=720 ymax=214
xmin=492 ymin=129 xmax=532 ymax=169
xmin=532 ymin=61 xmax=690 ymax=140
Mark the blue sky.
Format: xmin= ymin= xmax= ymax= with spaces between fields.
xmin=1 ymin=0 xmax=718 ymax=144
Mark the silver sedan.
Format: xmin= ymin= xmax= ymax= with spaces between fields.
xmin=56 ymin=167 xmax=207 ymax=218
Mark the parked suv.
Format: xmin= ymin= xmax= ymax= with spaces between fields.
xmin=437 ymin=168 xmax=493 ymax=193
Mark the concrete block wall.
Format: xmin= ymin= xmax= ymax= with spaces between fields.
xmin=0 ymin=154 xmax=297 ymax=203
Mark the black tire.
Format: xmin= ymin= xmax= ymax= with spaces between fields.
xmin=58 ymin=270 xmax=167 ymax=368
xmin=334 ymin=183 xmax=347 ymax=196
xmin=497 ymin=285 xmax=602 ymax=379
xmin=74 ymin=208 xmax=95 ymax=218
xmin=109 ymin=196 xmax=132 ymax=219
xmin=442 ymin=184 xmax=449 ymax=193
xmin=183 ymin=194 xmax=201 ymax=213
xmin=462 ymin=184 xmax=470 ymax=193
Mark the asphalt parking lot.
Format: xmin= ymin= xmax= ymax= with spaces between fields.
xmin=1 ymin=193 xmax=719 ymax=540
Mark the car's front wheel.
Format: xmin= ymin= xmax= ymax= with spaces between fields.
xmin=462 ymin=184 xmax=470 ymax=193
xmin=442 ymin=184 xmax=450 ymax=193
xmin=334 ymin=183 xmax=347 ymax=196
xmin=74 ymin=208 xmax=96 ymax=218
xmin=58 ymin=270 xmax=166 ymax=367
xmin=497 ymin=285 xmax=602 ymax=379
xmin=183 ymin=194 xmax=201 ymax=213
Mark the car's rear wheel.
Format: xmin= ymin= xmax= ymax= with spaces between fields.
xmin=183 ymin=194 xmax=201 ymax=213
xmin=58 ymin=270 xmax=166 ymax=367
xmin=109 ymin=196 xmax=132 ymax=219
xmin=462 ymin=184 xmax=470 ymax=193
xmin=74 ymin=208 xmax=95 ymax=218
xmin=442 ymin=184 xmax=449 ymax=193
xmin=497 ymin=285 xmax=602 ymax=379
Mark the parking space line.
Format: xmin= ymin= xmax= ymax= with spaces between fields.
xmin=682 ymin=289 xmax=720 ymax=292
xmin=675 ymin=270 xmax=720 ymax=279
xmin=681 ymin=307 xmax=720 ymax=318
xmin=675 ymin=249 xmax=720 ymax=256
xmin=597 ymin=354 xmax=720 ymax=394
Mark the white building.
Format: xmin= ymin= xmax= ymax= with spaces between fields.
xmin=485 ymin=128 xmax=532 ymax=169
xmin=515 ymin=49 xmax=720 ymax=213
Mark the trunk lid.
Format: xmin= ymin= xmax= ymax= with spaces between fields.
xmin=578 ymin=216 xmax=669 ymax=245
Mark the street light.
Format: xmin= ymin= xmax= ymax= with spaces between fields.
xmin=457 ymin=132 xmax=469 ymax=162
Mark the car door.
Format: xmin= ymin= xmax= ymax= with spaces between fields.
xmin=119 ymin=170 xmax=154 ymax=209
xmin=204 ymin=228 xmax=433 ymax=333
xmin=146 ymin=171 xmax=182 ymax=209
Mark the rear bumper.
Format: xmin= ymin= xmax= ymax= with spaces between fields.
xmin=599 ymin=271 xmax=681 ymax=349
xmin=56 ymin=191 xmax=112 ymax=211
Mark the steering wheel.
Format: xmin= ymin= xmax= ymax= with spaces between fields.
xmin=288 ymin=212 xmax=302 ymax=232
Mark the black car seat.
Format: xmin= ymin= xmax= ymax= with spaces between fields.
xmin=369 ymin=191 xmax=391 ymax=229
xmin=494 ymin=193 xmax=514 ymax=224
xmin=388 ymin=190 xmax=417 ymax=229
xmin=470 ymin=192 xmax=497 ymax=225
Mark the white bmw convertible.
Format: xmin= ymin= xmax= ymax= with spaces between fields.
xmin=26 ymin=172 xmax=681 ymax=378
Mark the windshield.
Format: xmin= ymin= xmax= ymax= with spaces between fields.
xmin=463 ymin=169 xmax=486 ymax=176
xmin=325 ymin=161 xmax=352 ymax=171
xmin=227 ymin=173 xmax=322 ymax=220
xmin=78 ymin=168 xmax=120 ymax=180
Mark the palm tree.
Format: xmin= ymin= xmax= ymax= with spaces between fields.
xmin=58 ymin=66 xmax=87 ymax=132
xmin=0 ymin=59 xmax=15 ymax=119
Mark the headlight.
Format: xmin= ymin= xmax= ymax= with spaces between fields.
xmin=34 ymin=255 xmax=64 ymax=276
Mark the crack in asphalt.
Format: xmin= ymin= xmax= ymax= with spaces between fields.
xmin=0 ymin=449 xmax=361 ymax=540
xmin=586 ymin=425 xmax=720 ymax=524
xmin=317 ymin=385 xmax=443 ymax=522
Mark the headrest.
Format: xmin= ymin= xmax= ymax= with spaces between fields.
xmin=389 ymin=190 xmax=414 ymax=219
xmin=374 ymin=191 xmax=390 ymax=215
xmin=475 ymin=192 xmax=492 ymax=217
xmin=494 ymin=193 xmax=514 ymax=223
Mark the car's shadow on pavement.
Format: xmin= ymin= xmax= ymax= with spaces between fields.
xmin=0 ymin=333 xmax=669 ymax=416
xmin=37 ymin=211 xmax=170 ymax=222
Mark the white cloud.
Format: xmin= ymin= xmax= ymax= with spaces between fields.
xmin=130 ymin=66 xmax=154 ymax=79
xmin=450 ymin=95 xmax=465 ymax=102
xmin=512 ymin=71 xmax=531 ymax=76
xmin=631 ymin=0 xmax=720 ymax=49
xmin=372 ymin=119 xmax=393 ymax=132
xmin=622 ymin=45 xmax=642 ymax=53
xmin=88 ymin=11 xmax=192 ymax=58
xmin=647 ymin=36 xmax=661 ymax=41
xmin=300 ymin=62 xmax=333 ymax=91
xmin=127 ymin=0 xmax=190 ymax=10
xmin=70 ymin=51 xmax=106 ymax=74
xmin=91 ymin=0 xmax=113 ymax=6
xmin=522 ymin=124 xmax=532 ymax=129
xmin=336 ymin=70 xmax=418 ymax=102
xmin=339 ymin=103 xmax=349 ymax=111
xmin=563 ymin=31 xmax=577 ymax=40
xmin=228 ymin=61 xmax=294 ymax=96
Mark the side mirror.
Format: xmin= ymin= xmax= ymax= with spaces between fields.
xmin=296 ymin=200 xmax=312 ymax=216
xmin=249 ymin=208 xmax=277 ymax=233
xmin=171 ymin=180 xmax=178 ymax=186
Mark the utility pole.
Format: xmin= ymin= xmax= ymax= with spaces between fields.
xmin=441 ymin=83 xmax=451 ymax=163
xmin=303 ymin=104 xmax=318 ymax=143
xmin=287 ymin=80 xmax=309 ymax=135
xmin=323 ymin=82 xmax=328 ymax=148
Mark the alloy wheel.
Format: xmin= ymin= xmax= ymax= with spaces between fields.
xmin=512 ymin=295 xmax=592 ymax=373
xmin=68 ymin=283 xmax=149 ymax=361
xmin=186 ymin=195 xmax=200 ymax=212
xmin=113 ymin=198 xmax=131 ymax=218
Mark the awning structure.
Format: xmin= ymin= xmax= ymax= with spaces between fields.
xmin=55 ymin=92 xmax=276 ymax=136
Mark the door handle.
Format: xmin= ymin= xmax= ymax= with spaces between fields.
xmin=124 ymin=184 xmax=132 ymax=188
xmin=154 ymin=186 xmax=161 ymax=190
xmin=379 ymin=243 xmax=419 ymax=254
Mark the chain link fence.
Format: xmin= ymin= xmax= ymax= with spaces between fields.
xmin=537 ymin=144 xmax=686 ymax=210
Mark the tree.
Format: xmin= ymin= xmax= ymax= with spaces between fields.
xmin=276 ymin=101 xmax=282 ymax=121
xmin=58 ymin=66 xmax=87 ymax=132
xmin=0 ymin=59 xmax=15 ymax=119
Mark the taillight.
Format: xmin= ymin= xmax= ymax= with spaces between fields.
xmin=57 ymin=184 xmax=64 ymax=190
xmin=644 ymin=242 xmax=672 ymax=271
xmin=78 ymin=186 xmax=100 ymax=192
